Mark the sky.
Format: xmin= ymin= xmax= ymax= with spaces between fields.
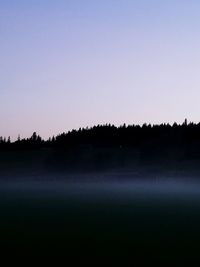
xmin=1 ymin=0 xmax=200 ymax=140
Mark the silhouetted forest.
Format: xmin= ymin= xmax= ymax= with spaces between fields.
xmin=1 ymin=121 xmax=200 ymax=179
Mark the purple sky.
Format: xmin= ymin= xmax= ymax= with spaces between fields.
xmin=1 ymin=0 xmax=200 ymax=140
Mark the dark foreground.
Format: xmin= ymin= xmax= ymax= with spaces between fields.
xmin=1 ymin=180 xmax=200 ymax=265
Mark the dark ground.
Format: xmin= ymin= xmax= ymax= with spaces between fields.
xmin=1 ymin=182 xmax=200 ymax=266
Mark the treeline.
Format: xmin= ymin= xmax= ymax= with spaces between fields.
xmin=0 ymin=120 xmax=200 ymax=152
xmin=1 ymin=121 xmax=200 ymax=175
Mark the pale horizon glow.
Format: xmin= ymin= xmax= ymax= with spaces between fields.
xmin=1 ymin=0 xmax=200 ymax=140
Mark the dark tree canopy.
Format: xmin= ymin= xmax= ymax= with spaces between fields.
xmin=0 ymin=121 xmax=200 ymax=153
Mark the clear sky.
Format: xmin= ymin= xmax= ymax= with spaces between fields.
xmin=1 ymin=0 xmax=200 ymax=139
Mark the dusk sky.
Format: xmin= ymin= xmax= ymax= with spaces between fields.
xmin=1 ymin=0 xmax=200 ymax=139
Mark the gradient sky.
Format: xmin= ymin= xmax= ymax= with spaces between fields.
xmin=1 ymin=0 xmax=200 ymax=139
